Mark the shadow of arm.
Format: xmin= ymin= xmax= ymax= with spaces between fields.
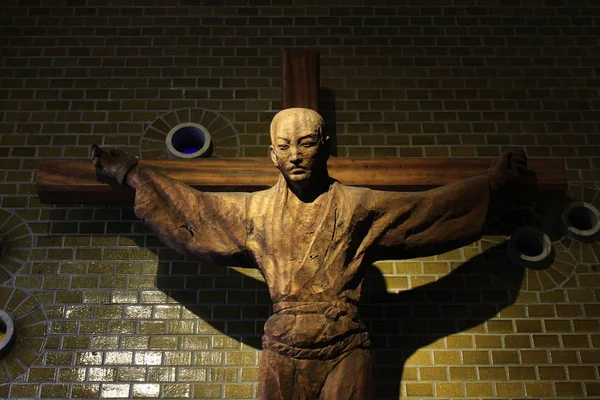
xmin=362 ymin=241 xmax=525 ymax=351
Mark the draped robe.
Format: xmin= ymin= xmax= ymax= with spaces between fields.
xmin=133 ymin=166 xmax=491 ymax=355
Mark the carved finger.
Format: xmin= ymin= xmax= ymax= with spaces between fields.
xmin=511 ymin=157 xmax=527 ymax=169
xmin=108 ymin=147 xmax=126 ymax=158
xmin=515 ymin=163 xmax=527 ymax=171
xmin=497 ymin=153 xmax=509 ymax=167
xmin=90 ymin=144 xmax=102 ymax=159
xmin=511 ymin=155 xmax=526 ymax=164
xmin=512 ymin=158 xmax=528 ymax=172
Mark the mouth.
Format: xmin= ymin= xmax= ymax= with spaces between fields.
xmin=289 ymin=167 xmax=306 ymax=174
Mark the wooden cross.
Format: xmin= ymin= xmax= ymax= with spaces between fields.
xmin=37 ymin=49 xmax=566 ymax=209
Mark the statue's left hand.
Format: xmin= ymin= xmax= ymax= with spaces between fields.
xmin=486 ymin=148 xmax=528 ymax=191
xmin=90 ymin=144 xmax=139 ymax=185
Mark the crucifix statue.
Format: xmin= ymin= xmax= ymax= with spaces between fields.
xmin=90 ymin=104 xmax=527 ymax=398
xmin=30 ymin=49 xmax=553 ymax=399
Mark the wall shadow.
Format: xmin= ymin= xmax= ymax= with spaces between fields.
xmin=138 ymin=235 xmax=269 ymax=350
xmin=319 ymin=86 xmax=338 ymax=156
xmin=360 ymin=241 xmax=524 ymax=399
xmin=148 ymin=238 xmax=524 ymax=398
xmin=45 ymin=210 xmax=524 ymax=396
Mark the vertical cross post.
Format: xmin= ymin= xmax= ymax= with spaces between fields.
xmin=282 ymin=49 xmax=320 ymax=112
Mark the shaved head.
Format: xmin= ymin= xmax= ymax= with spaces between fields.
xmin=270 ymin=108 xmax=325 ymax=146
xmin=269 ymin=108 xmax=330 ymax=193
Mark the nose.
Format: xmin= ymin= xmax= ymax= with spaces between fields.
xmin=290 ymin=147 xmax=302 ymax=164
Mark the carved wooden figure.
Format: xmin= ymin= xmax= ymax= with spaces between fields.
xmin=91 ymin=108 xmax=528 ymax=400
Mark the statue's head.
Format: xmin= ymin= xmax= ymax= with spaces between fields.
xmin=269 ymin=108 xmax=330 ymax=186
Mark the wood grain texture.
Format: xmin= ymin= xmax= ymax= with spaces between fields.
xmin=282 ymin=48 xmax=320 ymax=111
xmin=130 ymin=159 xmax=498 ymax=400
xmin=37 ymin=157 xmax=566 ymax=205
xmin=125 ymin=154 xmax=543 ymax=399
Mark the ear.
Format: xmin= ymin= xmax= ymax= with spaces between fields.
xmin=269 ymin=145 xmax=278 ymax=167
xmin=321 ymin=135 xmax=331 ymax=157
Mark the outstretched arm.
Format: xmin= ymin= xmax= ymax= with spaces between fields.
xmin=371 ymin=175 xmax=491 ymax=260
xmin=370 ymin=149 xmax=527 ymax=260
xmin=91 ymin=145 xmax=249 ymax=264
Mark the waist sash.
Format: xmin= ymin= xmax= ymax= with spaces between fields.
xmin=262 ymin=299 xmax=370 ymax=360
xmin=272 ymin=299 xmax=359 ymax=321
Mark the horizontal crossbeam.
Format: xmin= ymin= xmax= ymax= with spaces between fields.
xmin=37 ymin=157 xmax=566 ymax=207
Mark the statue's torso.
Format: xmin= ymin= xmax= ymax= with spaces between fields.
xmin=247 ymin=180 xmax=375 ymax=302
xmin=246 ymin=180 xmax=376 ymax=348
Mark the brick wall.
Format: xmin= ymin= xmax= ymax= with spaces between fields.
xmin=1 ymin=1 xmax=599 ymax=399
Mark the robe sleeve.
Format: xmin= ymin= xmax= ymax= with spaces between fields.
xmin=370 ymin=174 xmax=491 ymax=260
xmin=132 ymin=166 xmax=249 ymax=263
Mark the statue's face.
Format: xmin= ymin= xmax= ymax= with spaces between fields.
xmin=269 ymin=110 xmax=328 ymax=184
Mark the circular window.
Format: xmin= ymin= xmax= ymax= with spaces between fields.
xmin=482 ymin=208 xmax=577 ymax=293
xmin=0 ymin=310 xmax=16 ymax=358
xmin=507 ymin=226 xmax=554 ymax=270
xmin=562 ymin=201 xmax=600 ymax=243
xmin=140 ymin=108 xmax=240 ymax=159
xmin=0 ymin=209 xmax=34 ymax=285
xmin=166 ymin=123 xmax=212 ymax=159
xmin=0 ymin=287 xmax=48 ymax=383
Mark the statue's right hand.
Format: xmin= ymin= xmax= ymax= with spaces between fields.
xmin=90 ymin=144 xmax=139 ymax=185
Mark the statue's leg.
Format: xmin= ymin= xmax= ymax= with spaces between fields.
xmin=258 ymin=349 xmax=294 ymax=400
xmin=320 ymin=348 xmax=373 ymax=400
xmin=258 ymin=349 xmax=325 ymax=400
